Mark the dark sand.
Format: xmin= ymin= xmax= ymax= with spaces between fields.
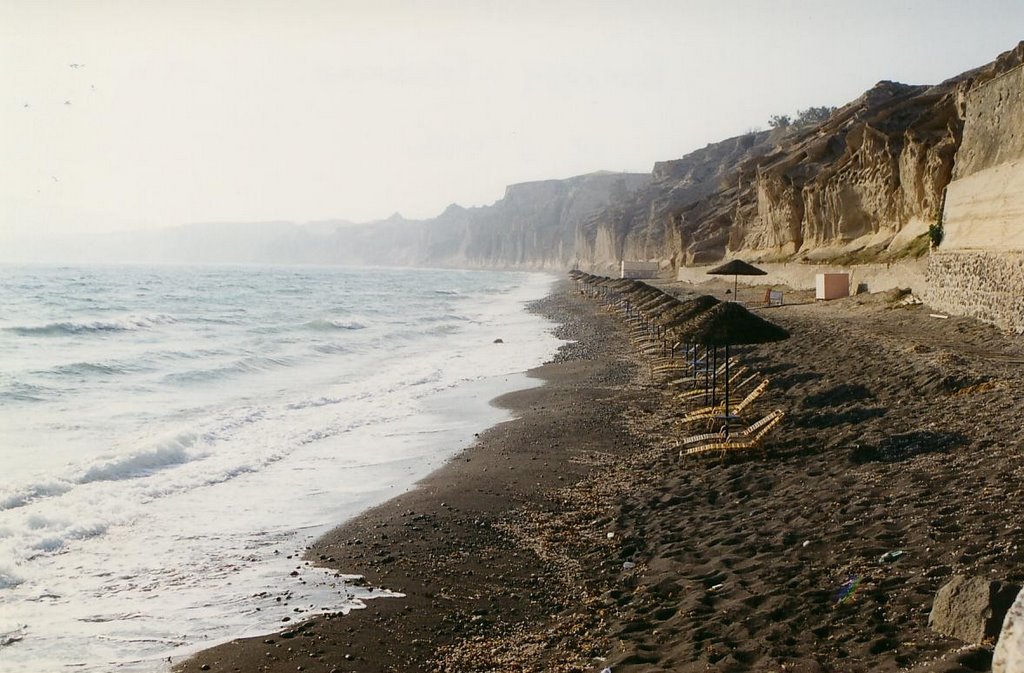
xmin=178 ymin=279 xmax=1024 ymax=673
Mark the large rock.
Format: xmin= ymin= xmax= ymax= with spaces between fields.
xmin=929 ymin=575 xmax=1021 ymax=644
xmin=994 ymin=587 xmax=1024 ymax=673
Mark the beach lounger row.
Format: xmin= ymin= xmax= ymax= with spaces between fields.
xmin=568 ymin=270 xmax=788 ymax=457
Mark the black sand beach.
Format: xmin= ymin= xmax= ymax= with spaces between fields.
xmin=177 ymin=279 xmax=1024 ymax=673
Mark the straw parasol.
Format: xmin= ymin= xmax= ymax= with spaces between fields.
xmin=611 ymin=281 xmax=658 ymax=316
xmin=653 ymin=295 xmax=722 ymax=384
xmin=660 ymin=295 xmax=721 ymax=332
xmin=707 ymin=259 xmax=767 ymax=302
xmin=674 ymin=302 xmax=789 ymax=432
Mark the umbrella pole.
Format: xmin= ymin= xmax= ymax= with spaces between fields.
xmin=734 ymin=275 xmax=739 ymax=302
xmin=706 ymin=346 xmax=713 ymax=404
xmin=711 ymin=346 xmax=718 ymax=406
xmin=724 ymin=344 xmax=731 ymax=438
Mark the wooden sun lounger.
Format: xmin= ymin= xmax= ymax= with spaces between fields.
xmin=650 ymin=354 xmax=734 ymax=376
xmin=680 ymin=410 xmax=786 ymax=456
xmin=679 ymin=408 xmax=784 ymax=447
xmin=675 ymin=378 xmax=769 ymax=424
xmin=648 ymin=354 xmax=690 ymax=370
xmin=656 ymin=361 xmax=738 ymax=389
xmin=666 ymin=363 xmax=749 ymax=391
xmin=635 ymin=337 xmax=671 ymax=354
xmin=674 ymin=369 xmax=753 ymax=399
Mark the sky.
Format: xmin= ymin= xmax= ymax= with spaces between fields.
xmin=2 ymin=0 xmax=1023 ymax=247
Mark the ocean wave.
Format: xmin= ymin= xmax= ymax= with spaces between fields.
xmin=78 ymin=435 xmax=198 ymax=484
xmin=0 ymin=625 xmax=26 ymax=646
xmin=0 ymin=567 xmax=26 ymax=591
xmin=30 ymin=521 xmax=109 ymax=553
xmin=304 ymin=318 xmax=368 ymax=331
xmin=479 ymin=286 xmax=506 ymax=295
xmin=0 ymin=481 xmax=74 ymax=511
xmin=285 ymin=396 xmax=344 ymax=410
xmin=151 ymin=348 xmax=230 ymax=362
xmin=7 ymin=314 xmax=177 ymax=337
xmin=162 ymin=355 xmax=298 ymax=384
xmin=192 ymin=316 xmax=247 ymax=326
xmin=79 ymin=612 xmax=144 ymax=623
xmin=409 ymin=370 xmax=442 ymax=386
xmin=0 ymin=382 xmax=51 ymax=402
xmin=419 ymin=313 xmax=470 ymax=324
xmin=312 ymin=343 xmax=349 ymax=355
xmin=47 ymin=361 xmax=139 ymax=377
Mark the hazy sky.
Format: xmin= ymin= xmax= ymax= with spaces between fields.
xmin=2 ymin=1 xmax=1022 ymax=241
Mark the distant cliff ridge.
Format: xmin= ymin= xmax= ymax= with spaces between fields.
xmin=92 ymin=41 xmax=1022 ymax=277
xmin=321 ymin=41 xmax=1022 ymax=273
xmin=576 ymin=130 xmax=785 ymax=267
xmin=328 ymin=171 xmax=650 ymax=269
xmin=574 ymin=41 xmax=1024 ymax=270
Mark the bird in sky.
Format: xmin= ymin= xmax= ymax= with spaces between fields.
xmin=69 ymin=63 xmax=85 ymax=69
xmin=64 ymin=100 xmax=71 ymax=105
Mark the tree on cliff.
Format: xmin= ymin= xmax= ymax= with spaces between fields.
xmin=795 ymin=106 xmax=836 ymax=125
xmin=768 ymin=106 xmax=836 ymax=129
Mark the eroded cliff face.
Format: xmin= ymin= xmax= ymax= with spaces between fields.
xmin=572 ymin=78 xmax=963 ymax=268
xmin=278 ymin=42 xmax=1023 ymax=273
xmin=740 ymin=81 xmax=958 ymax=259
xmin=570 ymin=41 xmax=1024 ymax=269
xmin=925 ymin=57 xmax=1024 ymax=332
xmin=576 ymin=131 xmax=785 ymax=270
xmin=326 ymin=172 xmax=649 ymax=269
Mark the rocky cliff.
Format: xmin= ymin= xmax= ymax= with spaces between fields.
xmin=102 ymin=42 xmax=1021 ymax=273
xmin=326 ymin=171 xmax=650 ymax=269
xmin=940 ymin=58 xmax=1024 ymax=251
xmin=572 ymin=41 xmax=1024 ymax=270
xmin=925 ymin=52 xmax=1024 ymax=332
xmin=574 ymin=130 xmax=786 ymax=268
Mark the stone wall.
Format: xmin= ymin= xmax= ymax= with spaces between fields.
xmin=925 ymin=251 xmax=1024 ymax=333
xmin=676 ymin=259 xmax=928 ymax=295
xmin=925 ymin=63 xmax=1024 ymax=332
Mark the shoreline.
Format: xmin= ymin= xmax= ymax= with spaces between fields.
xmin=177 ymin=277 xmax=1024 ymax=673
xmin=175 ymin=282 xmax=645 ymax=672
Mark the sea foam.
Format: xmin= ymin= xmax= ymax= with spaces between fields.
xmin=0 ymin=264 xmax=561 ymax=672
xmin=7 ymin=314 xmax=176 ymax=336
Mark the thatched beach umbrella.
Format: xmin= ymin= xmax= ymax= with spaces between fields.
xmin=707 ymin=259 xmax=767 ymax=302
xmin=636 ymin=293 xmax=677 ymax=317
xmin=676 ymin=302 xmax=789 ymax=432
xmin=662 ymin=295 xmax=721 ymax=351
xmin=568 ymin=269 xmax=587 ymax=293
xmin=658 ymin=295 xmax=722 ymax=382
xmin=618 ymin=284 xmax=663 ymax=319
xmin=660 ymin=295 xmax=721 ymax=332
xmin=609 ymin=280 xmax=653 ymax=315
xmin=636 ymin=295 xmax=683 ymax=346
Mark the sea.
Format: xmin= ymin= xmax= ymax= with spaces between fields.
xmin=0 ymin=264 xmax=562 ymax=673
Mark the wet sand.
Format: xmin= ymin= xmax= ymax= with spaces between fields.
xmin=177 ymin=278 xmax=1024 ymax=673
